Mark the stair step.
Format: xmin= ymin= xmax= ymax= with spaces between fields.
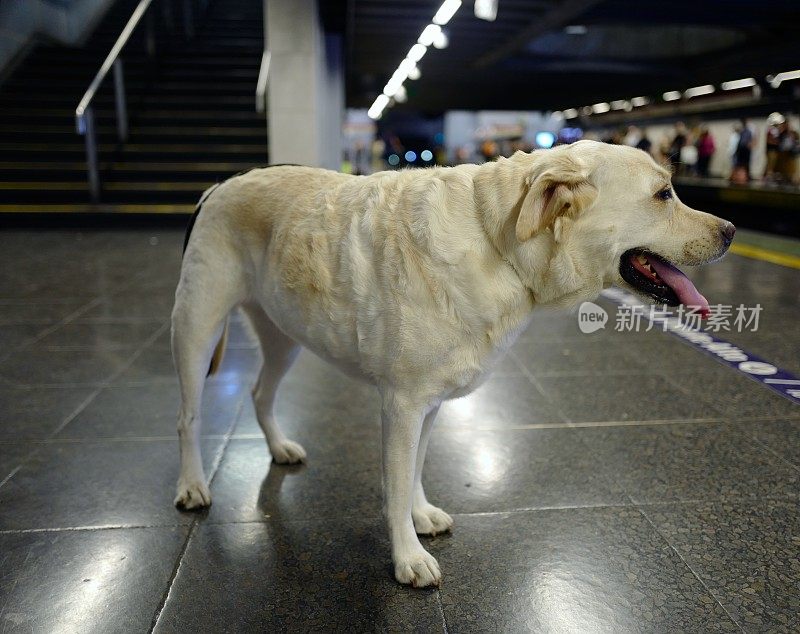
xmin=0 ymin=203 xmax=196 ymax=214
xmin=0 ymin=0 xmax=268 ymax=213
xmin=0 ymin=161 xmax=263 ymax=179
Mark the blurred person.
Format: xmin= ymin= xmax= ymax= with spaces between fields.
xmin=480 ymin=139 xmax=498 ymax=162
xmin=455 ymin=145 xmax=473 ymax=164
xmin=623 ymin=125 xmax=641 ymax=147
xmin=371 ymin=139 xmax=386 ymax=174
xmin=734 ymin=118 xmax=754 ymax=180
xmin=352 ymin=141 xmax=368 ymax=176
xmin=680 ymin=131 xmax=698 ymax=176
xmin=696 ymin=127 xmax=715 ymax=178
xmin=635 ymin=128 xmax=653 ymax=156
xmin=668 ymin=122 xmax=687 ymax=173
xmin=776 ymin=122 xmax=799 ymax=184
xmin=764 ymin=114 xmax=784 ymax=181
xmin=727 ymin=123 xmax=740 ymax=164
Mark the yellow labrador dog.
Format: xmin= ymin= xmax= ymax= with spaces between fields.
xmin=172 ymin=140 xmax=734 ymax=587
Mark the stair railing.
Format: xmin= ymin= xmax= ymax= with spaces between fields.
xmin=75 ymin=0 xmax=207 ymax=202
xmin=255 ymin=50 xmax=271 ymax=114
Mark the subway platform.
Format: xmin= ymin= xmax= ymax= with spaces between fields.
xmin=0 ymin=227 xmax=798 ymax=632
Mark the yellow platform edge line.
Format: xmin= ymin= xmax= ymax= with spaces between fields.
xmin=730 ymin=242 xmax=800 ymax=269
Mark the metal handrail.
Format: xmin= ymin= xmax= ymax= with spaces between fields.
xmin=75 ymin=0 xmax=202 ymax=202
xmin=255 ymin=50 xmax=271 ymax=114
xmin=75 ymin=0 xmax=153 ymax=132
xmin=75 ymin=0 xmax=156 ymax=201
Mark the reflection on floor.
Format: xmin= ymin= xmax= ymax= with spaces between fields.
xmin=0 ymin=229 xmax=798 ymax=632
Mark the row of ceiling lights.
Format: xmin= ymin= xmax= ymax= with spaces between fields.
xmin=367 ymin=0 xmax=462 ymax=119
xmin=558 ymin=71 xmax=800 ymax=120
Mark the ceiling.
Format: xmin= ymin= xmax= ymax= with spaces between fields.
xmin=321 ymin=0 xmax=800 ymax=113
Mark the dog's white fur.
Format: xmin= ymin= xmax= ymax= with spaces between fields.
xmin=171 ymin=140 xmax=731 ymax=587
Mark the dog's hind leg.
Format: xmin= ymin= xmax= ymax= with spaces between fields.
xmin=240 ymin=302 xmax=306 ymax=464
xmin=171 ymin=257 xmax=244 ymax=510
xmin=411 ymin=406 xmax=454 ymax=536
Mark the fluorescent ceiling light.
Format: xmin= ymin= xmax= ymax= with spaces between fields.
xmin=564 ymin=25 xmax=587 ymax=35
xmin=721 ymin=77 xmax=756 ymax=91
xmin=610 ymin=100 xmax=626 ymax=110
xmin=432 ymin=0 xmax=461 ymax=25
xmin=371 ymin=0 xmax=459 ymax=115
xmin=769 ymin=70 xmax=800 ymax=87
xmin=662 ymin=91 xmax=681 ymax=101
xmin=562 ymin=108 xmax=578 ymax=118
xmin=592 ymin=102 xmax=611 ymax=114
xmin=684 ymin=84 xmax=715 ymax=98
xmin=407 ymin=43 xmax=428 ymax=62
xmin=418 ymin=24 xmax=441 ymax=47
xmin=383 ymin=67 xmax=409 ymax=97
xmin=630 ymin=96 xmax=649 ymax=107
xmin=474 ymin=0 xmax=498 ymax=21
xmin=368 ymin=94 xmax=390 ymax=119
xmin=383 ymin=74 xmax=405 ymax=97
xmin=398 ymin=58 xmax=416 ymax=75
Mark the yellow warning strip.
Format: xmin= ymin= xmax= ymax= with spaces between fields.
xmin=730 ymin=242 xmax=800 ymax=270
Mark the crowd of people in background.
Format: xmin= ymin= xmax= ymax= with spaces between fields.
xmin=358 ymin=112 xmax=800 ymax=187
xmin=601 ymin=115 xmax=800 ymax=186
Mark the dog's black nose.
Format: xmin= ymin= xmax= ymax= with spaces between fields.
xmin=721 ymin=222 xmax=736 ymax=245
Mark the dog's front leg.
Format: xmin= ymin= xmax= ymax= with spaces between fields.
xmin=380 ymin=389 xmax=442 ymax=588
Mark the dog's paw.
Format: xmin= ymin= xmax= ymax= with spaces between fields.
xmin=413 ymin=503 xmax=454 ymax=536
xmin=174 ymin=478 xmax=211 ymax=510
xmin=270 ymin=439 xmax=307 ymax=464
xmin=394 ymin=548 xmax=442 ymax=588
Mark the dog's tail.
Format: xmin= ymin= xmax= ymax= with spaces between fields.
xmin=207 ymin=317 xmax=229 ymax=376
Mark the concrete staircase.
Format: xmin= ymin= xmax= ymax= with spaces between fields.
xmin=0 ymin=0 xmax=266 ymax=215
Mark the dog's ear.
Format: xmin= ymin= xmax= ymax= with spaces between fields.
xmin=516 ymin=154 xmax=597 ymax=242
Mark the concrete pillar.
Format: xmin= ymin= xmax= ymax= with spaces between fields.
xmin=266 ymin=0 xmax=343 ymax=170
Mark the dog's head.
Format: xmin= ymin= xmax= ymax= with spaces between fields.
xmin=506 ymin=140 xmax=734 ymax=312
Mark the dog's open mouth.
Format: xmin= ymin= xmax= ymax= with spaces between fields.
xmin=619 ymin=249 xmax=710 ymax=316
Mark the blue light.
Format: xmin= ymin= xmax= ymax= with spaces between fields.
xmin=388 ymin=154 xmax=400 ymax=166
xmin=405 ymin=150 xmax=417 ymax=162
xmin=535 ymin=131 xmax=556 ymax=148
xmin=420 ymin=149 xmax=433 ymax=162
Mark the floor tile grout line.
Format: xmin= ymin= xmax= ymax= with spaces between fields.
xmin=48 ymin=321 xmax=171 ymax=439
xmin=731 ymin=424 xmax=800 ymax=475
xmin=507 ymin=349 xmax=573 ymax=424
xmin=148 ymin=399 xmax=243 ymax=633
xmin=615 ymin=341 xmax=734 ymax=419
xmin=435 ymin=590 xmax=450 ymax=634
xmin=0 ymin=295 xmax=104 ymax=365
xmin=1 ymin=494 xmax=792 ymax=535
xmin=147 ymin=521 xmax=200 ymax=634
xmin=2 ymin=414 xmax=798 ymax=445
xmin=0 ymin=523 xmax=189 ymax=535
xmin=612 ymin=295 xmax=800 ymax=407
xmin=636 ymin=506 xmax=746 ymax=633
xmin=0 ymin=321 xmax=171 ymax=494
xmin=0 ymin=465 xmax=23 ymax=491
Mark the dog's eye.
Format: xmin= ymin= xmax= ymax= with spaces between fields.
xmin=655 ymin=187 xmax=673 ymax=201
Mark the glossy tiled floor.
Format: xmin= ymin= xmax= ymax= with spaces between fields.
xmin=1 ymin=229 xmax=799 ymax=633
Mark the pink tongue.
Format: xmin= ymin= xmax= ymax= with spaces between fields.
xmin=647 ymin=257 xmax=710 ymax=316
